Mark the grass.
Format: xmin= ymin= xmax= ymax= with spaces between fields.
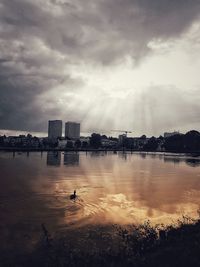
xmin=2 ymin=215 xmax=200 ymax=267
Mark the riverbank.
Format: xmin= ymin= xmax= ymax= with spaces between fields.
xmin=1 ymin=147 xmax=200 ymax=156
xmin=1 ymin=147 xmax=133 ymax=152
xmin=1 ymin=216 xmax=200 ymax=267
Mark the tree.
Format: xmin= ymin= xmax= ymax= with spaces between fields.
xmin=82 ymin=141 xmax=88 ymax=148
xmin=44 ymin=138 xmax=58 ymax=148
xmin=164 ymin=134 xmax=184 ymax=152
xmin=163 ymin=131 xmax=200 ymax=152
xmin=109 ymin=137 xmax=118 ymax=142
xmin=66 ymin=141 xmax=73 ymax=149
xmin=143 ymin=137 xmax=159 ymax=151
xmin=0 ymin=136 xmax=4 ymax=147
xmin=123 ymin=137 xmax=134 ymax=149
xmin=90 ymin=133 xmax=101 ymax=148
xmin=74 ymin=139 xmax=81 ymax=149
xmin=184 ymin=130 xmax=200 ymax=151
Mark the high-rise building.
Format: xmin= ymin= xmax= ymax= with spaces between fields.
xmin=65 ymin=122 xmax=80 ymax=139
xmin=48 ymin=120 xmax=62 ymax=139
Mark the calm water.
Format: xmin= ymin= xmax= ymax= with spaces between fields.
xmin=0 ymin=151 xmax=200 ymax=252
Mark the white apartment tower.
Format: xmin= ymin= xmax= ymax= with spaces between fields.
xmin=65 ymin=122 xmax=80 ymax=139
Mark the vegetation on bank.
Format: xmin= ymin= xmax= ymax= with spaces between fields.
xmin=2 ymin=215 xmax=200 ymax=267
xmin=164 ymin=130 xmax=200 ymax=152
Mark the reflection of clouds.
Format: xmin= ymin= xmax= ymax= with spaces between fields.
xmin=5 ymin=151 xmax=200 ymax=228
xmin=89 ymin=193 xmax=147 ymax=223
xmin=71 ymin=152 xmax=200 ymax=225
xmin=81 ymin=193 xmax=200 ymax=225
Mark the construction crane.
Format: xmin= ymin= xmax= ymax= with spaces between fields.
xmin=111 ymin=130 xmax=132 ymax=137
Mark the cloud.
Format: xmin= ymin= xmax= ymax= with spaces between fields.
xmin=78 ymin=85 xmax=200 ymax=136
xmin=0 ymin=0 xmax=200 ymax=134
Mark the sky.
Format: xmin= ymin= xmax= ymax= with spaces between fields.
xmin=0 ymin=0 xmax=200 ymax=137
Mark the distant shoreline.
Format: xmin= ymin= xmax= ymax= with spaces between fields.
xmin=0 ymin=147 xmax=200 ymax=156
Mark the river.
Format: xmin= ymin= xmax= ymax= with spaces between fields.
xmin=0 ymin=151 xmax=200 ymax=258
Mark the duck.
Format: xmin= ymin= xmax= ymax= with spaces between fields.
xmin=70 ymin=190 xmax=77 ymax=200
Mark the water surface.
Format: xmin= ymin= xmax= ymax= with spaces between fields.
xmin=0 ymin=151 xmax=200 ymax=252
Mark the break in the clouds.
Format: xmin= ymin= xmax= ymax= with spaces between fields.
xmin=0 ymin=0 xmax=200 ymax=136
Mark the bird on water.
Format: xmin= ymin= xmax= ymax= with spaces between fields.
xmin=70 ymin=190 xmax=77 ymax=200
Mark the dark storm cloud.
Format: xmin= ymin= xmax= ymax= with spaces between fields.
xmin=0 ymin=0 xmax=200 ymax=133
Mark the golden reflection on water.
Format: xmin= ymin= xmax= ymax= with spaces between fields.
xmin=32 ymin=152 xmax=200 ymax=226
xmin=1 ymin=151 xmax=200 ymax=230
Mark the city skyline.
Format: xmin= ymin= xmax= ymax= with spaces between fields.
xmin=0 ymin=118 xmax=190 ymax=139
xmin=0 ymin=123 xmax=184 ymax=139
xmin=0 ymin=1 xmax=200 ymax=137
xmin=1 ymin=2 xmax=200 ymax=266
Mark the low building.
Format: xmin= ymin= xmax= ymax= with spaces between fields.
xmin=164 ymin=131 xmax=180 ymax=138
xmin=3 ymin=135 xmax=41 ymax=148
xmin=132 ymin=137 xmax=149 ymax=150
xmin=118 ymin=134 xmax=127 ymax=145
xmin=101 ymin=138 xmax=118 ymax=148
xmin=58 ymin=138 xmax=68 ymax=149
